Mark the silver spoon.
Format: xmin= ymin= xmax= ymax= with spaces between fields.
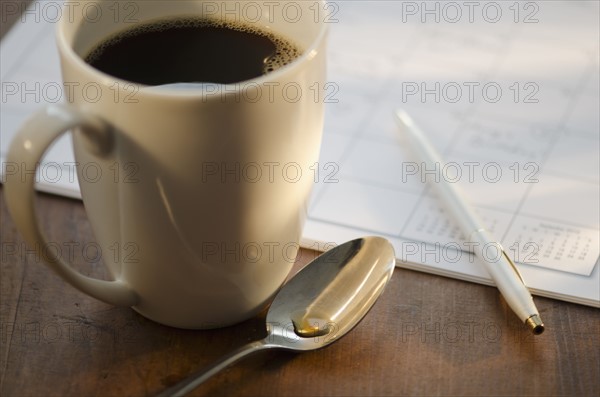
xmin=159 ymin=236 xmax=396 ymax=397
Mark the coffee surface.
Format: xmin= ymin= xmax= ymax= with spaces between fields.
xmin=85 ymin=18 xmax=301 ymax=85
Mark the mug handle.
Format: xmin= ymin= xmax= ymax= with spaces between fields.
xmin=4 ymin=104 xmax=139 ymax=307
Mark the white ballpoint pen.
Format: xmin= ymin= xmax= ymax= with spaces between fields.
xmin=395 ymin=110 xmax=544 ymax=335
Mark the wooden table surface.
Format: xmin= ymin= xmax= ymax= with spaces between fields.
xmin=1 ymin=3 xmax=599 ymax=396
xmin=2 ymin=192 xmax=600 ymax=397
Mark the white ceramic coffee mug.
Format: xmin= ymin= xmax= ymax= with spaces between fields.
xmin=4 ymin=0 xmax=327 ymax=328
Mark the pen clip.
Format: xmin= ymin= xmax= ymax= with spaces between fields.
xmin=502 ymin=250 xmax=525 ymax=285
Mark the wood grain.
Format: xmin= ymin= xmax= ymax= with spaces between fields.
xmin=1 ymin=187 xmax=599 ymax=396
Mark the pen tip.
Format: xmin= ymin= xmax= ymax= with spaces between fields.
xmin=526 ymin=314 xmax=545 ymax=335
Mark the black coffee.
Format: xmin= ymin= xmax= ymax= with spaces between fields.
xmin=85 ymin=18 xmax=301 ymax=85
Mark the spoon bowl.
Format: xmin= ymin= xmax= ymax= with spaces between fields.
xmin=266 ymin=236 xmax=395 ymax=350
xmin=160 ymin=236 xmax=396 ymax=396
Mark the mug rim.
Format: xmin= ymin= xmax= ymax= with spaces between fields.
xmin=56 ymin=0 xmax=329 ymax=98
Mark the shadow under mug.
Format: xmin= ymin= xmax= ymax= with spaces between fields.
xmin=4 ymin=0 xmax=328 ymax=329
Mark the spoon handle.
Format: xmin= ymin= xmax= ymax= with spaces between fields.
xmin=158 ymin=339 xmax=274 ymax=397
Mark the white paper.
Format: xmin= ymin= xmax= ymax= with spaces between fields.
xmin=304 ymin=1 xmax=600 ymax=307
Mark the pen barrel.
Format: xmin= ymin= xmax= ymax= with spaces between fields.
xmin=470 ymin=229 xmax=539 ymax=322
xmin=396 ymin=110 xmax=542 ymax=329
xmin=397 ymin=110 xmax=481 ymax=233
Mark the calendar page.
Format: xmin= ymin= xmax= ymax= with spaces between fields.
xmin=302 ymin=1 xmax=599 ymax=306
